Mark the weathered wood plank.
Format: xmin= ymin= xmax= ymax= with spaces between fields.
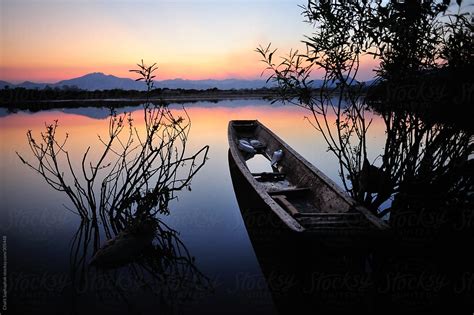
xmin=268 ymin=187 xmax=310 ymax=196
xmin=272 ymin=195 xmax=300 ymax=217
xmin=354 ymin=206 xmax=390 ymax=230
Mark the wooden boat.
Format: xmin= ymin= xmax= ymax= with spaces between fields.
xmin=228 ymin=120 xmax=389 ymax=243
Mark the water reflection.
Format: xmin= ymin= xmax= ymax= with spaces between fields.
xmin=227 ymin=102 xmax=474 ymax=314
xmin=69 ymin=215 xmax=213 ymax=313
xmin=230 ymin=145 xmax=474 ymax=313
xmin=3 ymin=99 xmax=473 ymax=313
xmin=367 ymin=96 xmax=473 ymax=226
xmin=0 ymin=101 xmax=340 ymax=314
xmin=15 ymin=103 xmax=213 ymax=313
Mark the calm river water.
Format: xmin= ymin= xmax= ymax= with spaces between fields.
xmin=1 ymin=99 xmax=471 ymax=314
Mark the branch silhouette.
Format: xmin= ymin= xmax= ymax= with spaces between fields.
xmin=257 ymin=0 xmax=473 ymax=220
xmin=17 ymin=61 xmax=213 ymax=311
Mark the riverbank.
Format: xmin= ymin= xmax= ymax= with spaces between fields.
xmin=0 ymin=87 xmax=281 ymax=109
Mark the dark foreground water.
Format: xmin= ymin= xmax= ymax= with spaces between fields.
xmin=1 ymin=99 xmax=473 ymax=314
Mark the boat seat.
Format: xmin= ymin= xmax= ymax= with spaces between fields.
xmin=268 ymin=187 xmax=310 ymax=197
xmin=252 ymin=172 xmax=286 ymax=182
xmin=272 ymin=192 xmax=361 ymax=220
xmin=272 ymin=195 xmax=300 ymax=217
xmin=297 ymin=213 xmax=371 ymax=228
xmin=232 ymin=122 xmax=257 ymax=133
xmin=296 ymin=212 xmax=362 ymax=217
xmin=233 ymin=122 xmax=256 ymax=128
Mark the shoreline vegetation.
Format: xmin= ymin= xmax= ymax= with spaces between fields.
xmin=0 ymin=87 xmax=282 ymax=109
xmin=0 ymin=83 xmax=374 ymax=108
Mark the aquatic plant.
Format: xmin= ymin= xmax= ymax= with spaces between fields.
xmin=17 ymin=61 xmax=209 ymax=229
xmin=17 ymin=61 xmax=213 ymax=311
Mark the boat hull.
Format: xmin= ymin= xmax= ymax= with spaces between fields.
xmin=228 ymin=120 xmax=389 ymax=243
xmin=229 ymin=149 xmax=384 ymax=313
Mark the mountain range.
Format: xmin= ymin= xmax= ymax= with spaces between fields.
xmin=0 ymin=72 xmax=277 ymax=91
xmin=1 ymin=72 xmax=374 ymax=91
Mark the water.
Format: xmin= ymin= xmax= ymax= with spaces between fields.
xmin=1 ymin=99 xmax=473 ymax=314
xmin=0 ymin=99 xmax=360 ymax=314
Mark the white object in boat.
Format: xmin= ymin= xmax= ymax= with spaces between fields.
xmin=271 ymin=149 xmax=283 ymax=167
xmin=238 ymin=139 xmax=256 ymax=154
xmin=250 ymin=139 xmax=263 ymax=148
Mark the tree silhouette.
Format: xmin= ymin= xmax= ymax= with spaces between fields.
xmin=17 ymin=61 xmax=213 ymax=311
xmin=257 ymin=0 xmax=473 ymax=222
xmin=17 ymin=61 xmax=209 ymax=229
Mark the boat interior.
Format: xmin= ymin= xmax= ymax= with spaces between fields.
xmin=231 ymin=121 xmax=374 ymax=230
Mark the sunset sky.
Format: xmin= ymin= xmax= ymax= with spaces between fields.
xmin=0 ymin=0 xmax=380 ymax=83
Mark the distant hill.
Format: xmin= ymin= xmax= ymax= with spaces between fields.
xmin=1 ymin=79 xmax=50 ymax=89
xmin=1 ymin=73 xmax=275 ymax=91
xmin=56 ymin=72 xmax=146 ymax=91
xmin=17 ymin=81 xmax=49 ymax=89
xmin=0 ymin=80 xmax=14 ymax=89
xmin=1 ymin=72 xmax=375 ymax=91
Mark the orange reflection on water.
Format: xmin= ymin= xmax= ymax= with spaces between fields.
xmin=1 ymin=104 xmax=387 ymax=164
xmin=2 ymin=111 xmax=110 ymax=158
xmin=177 ymin=104 xmax=386 ymax=148
xmin=1 ymin=103 xmax=388 ymax=183
xmin=0 ymin=103 xmax=388 ymax=211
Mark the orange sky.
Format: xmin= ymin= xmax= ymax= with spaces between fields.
xmin=0 ymin=0 xmax=378 ymax=83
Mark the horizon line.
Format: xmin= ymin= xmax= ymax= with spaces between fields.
xmin=1 ymin=71 xmax=375 ymax=85
xmin=1 ymin=72 xmax=272 ymax=85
